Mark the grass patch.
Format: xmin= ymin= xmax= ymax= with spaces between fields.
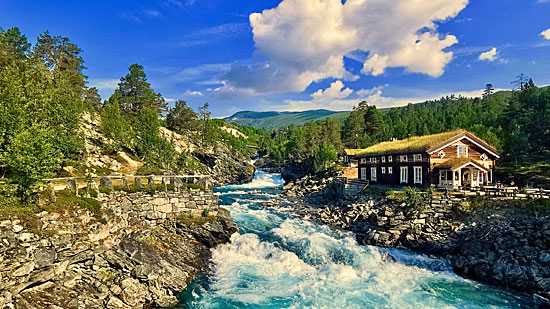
xmin=98 ymin=186 xmax=112 ymax=194
xmin=177 ymin=214 xmax=216 ymax=226
xmin=112 ymin=183 xmax=176 ymax=193
xmin=44 ymin=190 xmax=107 ymax=224
xmin=183 ymin=183 xmax=204 ymax=191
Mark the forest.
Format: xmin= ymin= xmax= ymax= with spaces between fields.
xmin=1 ymin=26 xmax=549 ymax=201
xmin=262 ymin=79 xmax=550 ymax=173
xmin=0 ymin=27 xmax=262 ymax=201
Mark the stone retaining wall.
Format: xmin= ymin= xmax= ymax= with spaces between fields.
xmin=99 ymin=190 xmax=219 ymax=225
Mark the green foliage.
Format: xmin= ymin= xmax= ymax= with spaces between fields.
xmin=0 ymin=28 xmax=91 ymax=199
xmin=184 ymin=183 xmax=204 ymax=191
xmin=51 ymin=190 xmax=105 ymax=224
xmin=166 ymin=100 xmax=197 ymax=133
xmin=263 ymin=118 xmax=342 ymax=173
xmin=135 ymin=108 xmax=176 ymax=169
xmin=202 ymin=208 xmax=209 ymax=217
xmin=108 ymin=63 xmax=166 ymax=116
xmin=313 ymin=143 xmax=338 ymax=173
xmin=98 ymin=186 xmax=112 ymax=194
xmin=100 ymin=100 xmax=132 ymax=149
xmin=403 ymin=187 xmax=424 ymax=208
xmin=177 ymin=214 xmax=216 ymax=226
xmin=8 ymin=127 xmax=62 ymax=200
xmin=225 ymin=110 xmax=350 ymax=130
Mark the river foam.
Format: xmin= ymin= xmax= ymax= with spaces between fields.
xmin=180 ymin=170 xmax=534 ymax=308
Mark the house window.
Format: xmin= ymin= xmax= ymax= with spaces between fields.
xmin=413 ymin=154 xmax=422 ymax=162
xmin=400 ymin=155 xmax=408 ymax=162
xmin=414 ymin=166 xmax=422 ymax=184
xmin=480 ymin=153 xmax=487 ymax=161
xmin=457 ymin=145 xmax=468 ymax=157
xmin=382 ymin=167 xmax=386 ymax=174
xmin=400 ymin=166 xmax=408 ymax=183
xmin=388 ymin=167 xmax=393 ymax=174
xmin=381 ymin=156 xmax=386 ymax=163
xmin=388 ymin=156 xmax=393 ymax=163
xmin=371 ymin=167 xmax=377 ymax=181
xmin=438 ymin=151 xmax=446 ymax=159
xmin=360 ymin=168 xmax=366 ymax=180
xmin=360 ymin=158 xmax=366 ymax=164
xmin=440 ymin=170 xmax=446 ymax=181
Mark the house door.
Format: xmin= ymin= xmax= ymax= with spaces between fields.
xmin=462 ymin=169 xmax=471 ymax=186
xmin=360 ymin=168 xmax=366 ymax=180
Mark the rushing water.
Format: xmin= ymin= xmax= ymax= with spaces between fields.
xmin=180 ymin=170 xmax=535 ymax=308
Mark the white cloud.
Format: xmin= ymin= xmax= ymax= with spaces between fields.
xmin=89 ymin=78 xmax=119 ymax=90
xmin=268 ymin=86 xmax=503 ymax=112
xmin=221 ymin=0 xmax=468 ymax=96
xmin=311 ymin=80 xmax=353 ymax=100
xmin=144 ymin=9 xmax=162 ymax=18
xmin=164 ymin=98 xmax=176 ymax=102
xmin=478 ymin=47 xmax=498 ymax=61
xmin=541 ymin=28 xmax=550 ymax=40
xmin=183 ymin=90 xmax=203 ymax=96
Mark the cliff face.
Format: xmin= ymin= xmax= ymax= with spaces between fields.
xmin=0 ymin=190 xmax=237 ymax=308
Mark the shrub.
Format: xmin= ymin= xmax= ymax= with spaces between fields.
xmin=98 ymin=186 xmax=112 ymax=194
xmin=404 ymin=187 xmax=424 ymax=208
xmin=184 ymin=183 xmax=204 ymax=191
xmin=202 ymin=208 xmax=209 ymax=217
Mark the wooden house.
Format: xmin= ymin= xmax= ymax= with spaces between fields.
xmin=355 ymin=130 xmax=499 ymax=188
xmin=342 ymin=149 xmax=361 ymax=167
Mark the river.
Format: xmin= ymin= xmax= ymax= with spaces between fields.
xmin=179 ymin=169 xmax=535 ymax=308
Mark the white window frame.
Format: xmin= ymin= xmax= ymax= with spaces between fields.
xmin=360 ymin=158 xmax=366 ymax=164
xmin=360 ymin=167 xmax=367 ymax=180
xmin=388 ymin=156 xmax=393 ymax=163
xmin=400 ymin=155 xmax=408 ymax=162
xmin=457 ymin=145 xmax=468 ymax=158
xmin=371 ymin=167 xmax=377 ymax=181
xmin=438 ymin=151 xmax=446 ymax=158
xmin=413 ymin=154 xmax=422 ymax=162
xmin=414 ymin=166 xmax=422 ymax=184
xmin=381 ymin=167 xmax=386 ymax=174
xmin=381 ymin=156 xmax=386 ymax=163
xmin=480 ymin=153 xmax=487 ymax=161
xmin=388 ymin=167 xmax=393 ymax=174
xmin=400 ymin=166 xmax=408 ymax=183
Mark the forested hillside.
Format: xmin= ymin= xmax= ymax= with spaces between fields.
xmin=225 ymin=109 xmax=350 ymax=129
xmin=0 ymin=27 xmax=262 ymax=201
xmin=263 ymin=81 xmax=550 ymax=175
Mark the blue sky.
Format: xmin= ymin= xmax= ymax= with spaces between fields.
xmin=1 ymin=0 xmax=550 ymax=117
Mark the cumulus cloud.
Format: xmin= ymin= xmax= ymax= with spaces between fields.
xmin=542 ymin=28 xmax=550 ymax=40
xmin=478 ymin=47 xmax=498 ymax=61
xmin=268 ymin=85 xmax=500 ymax=112
xmin=183 ymin=90 xmax=203 ymax=96
xmin=220 ymin=0 xmax=468 ymax=96
xmin=89 ymin=78 xmax=119 ymax=90
xmin=311 ymin=80 xmax=353 ymax=100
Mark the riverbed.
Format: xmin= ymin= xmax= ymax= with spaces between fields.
xmin=179 ymin=170 xmax=535 ymax=308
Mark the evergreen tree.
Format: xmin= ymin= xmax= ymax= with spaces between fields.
xmin=482 ymin=84 xmax=494 ymax=99
xmin=166 ymin=100 xmax=197 ymax=133
xmin=109 ymin=64 xmax=166 ymax=116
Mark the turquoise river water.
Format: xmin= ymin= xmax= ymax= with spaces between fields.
xmin=179 ymin=170 xmax=535 ymax=308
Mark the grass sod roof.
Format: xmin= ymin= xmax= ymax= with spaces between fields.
xmin=343 ymin=149 xmax=362 ymax=156
xmin=356 ymin=129 xmax=468 ymax=157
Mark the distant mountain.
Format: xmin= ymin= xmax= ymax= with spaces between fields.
xmin=224 ymin=109 xmax=351 ymax=129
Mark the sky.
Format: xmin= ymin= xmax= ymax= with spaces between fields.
xmin=1 ymin=0 xmax=550 ymax=117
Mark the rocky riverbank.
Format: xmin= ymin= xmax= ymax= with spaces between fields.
xmin=275 ymin=174 xmax=550 ymax=305
xmin=0 ymin=190 xmax=237 ymax=308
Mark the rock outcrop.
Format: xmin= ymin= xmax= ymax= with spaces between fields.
xmin=305 ymin=191 xmax=550 ymax=302
xmin=0 ymin=190 xmax=237 ymax=308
